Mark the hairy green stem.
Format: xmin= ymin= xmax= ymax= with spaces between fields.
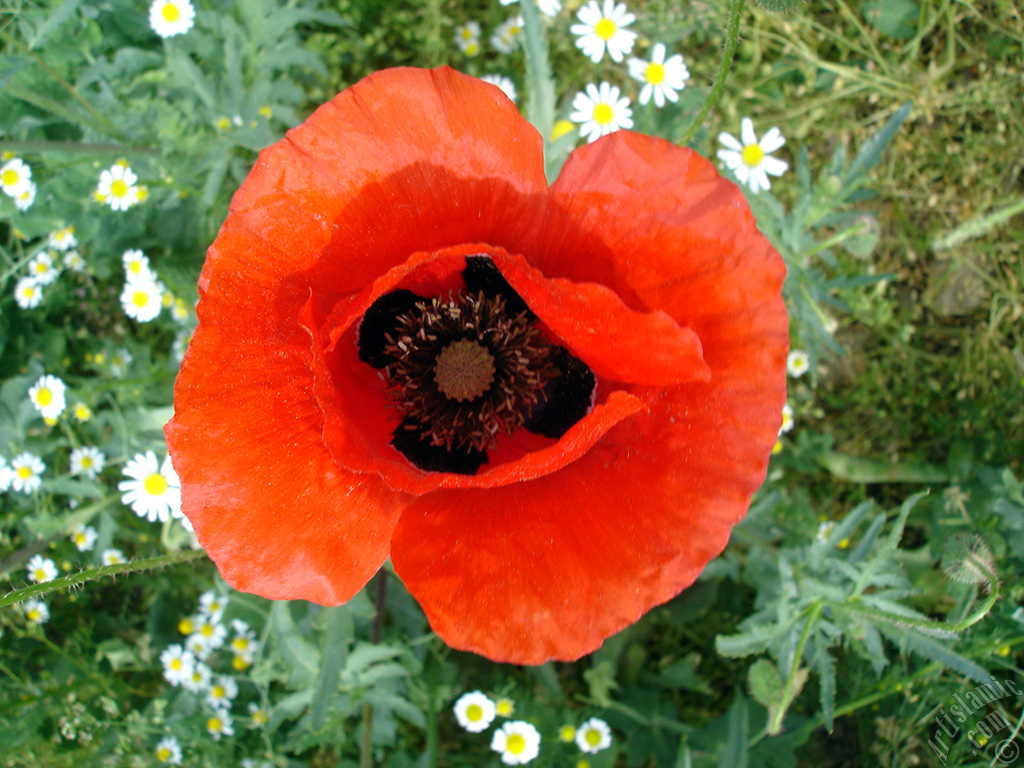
xmin=0 ymin=549 xmax=207 ymax=610
xmin=769 ymin=601 xmax=824 ymax=734
xmin=680 ymin=0 xmax=746 ymax=145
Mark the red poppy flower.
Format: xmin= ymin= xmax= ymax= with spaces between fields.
xmin=165 ymin=66 xmax=787 ymax=665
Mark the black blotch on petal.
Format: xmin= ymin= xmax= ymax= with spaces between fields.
xmin=391 ymin=419 xmax=488 ymax=475
xmin=462 ymin=255 xmax=532 ymax=318
xmin=522 ymin=346 xmax=596 ymax=439
xmin=357 ymin=289 xmax=424 ymax=368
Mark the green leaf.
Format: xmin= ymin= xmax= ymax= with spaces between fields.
xmin=877 ymin=625 xmax=989 ymax=683
xmin=718 ymin=696 xmax=749 ymax=768
xmin=311 ymin=605 xmax=354 ymax=730
xmin=271 ymin=602 xmax=320 ymax=689
xmin=747 ymin=659 xmax=784 ymax=708
xmin=812 ymin=633 xmax=836 ymax=732
xmin=842 ymin=101 xmax=912 ymax=188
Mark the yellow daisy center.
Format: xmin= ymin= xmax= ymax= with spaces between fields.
xmin=178 ymin=617 xmax=194 ymax=634
xmin=129 ymin=261 xmax=142 ymax=274
xmin=585 ymin=728 xmax=603 ymax=747
xmin=212 ymin=684 xmax=225 ymax=698
xmin=594 ymin=18 xmax=617 ymax=40
xmin=17 ymin=466 xmax=33 ymax=480
xmin=33 ymin=568 xmax=46 ymax=580
xmin=81 ymin=456 xmax=94 ymax=468
xmin=741 ymin=144 xmax=765 ymax=167
xmin=110 ymin=179 xmax=130 ymax=198
xmin=36 ymin=388 xmax=53 ymax=406
xmin=207 ymin=716 xmax=223 ymax=732
xmin=132 ymin=290 xmax=150 ymax=308
xmin=28 ymin=608 xmax=41 ymax=621
xmin=2 ymin=169 xmax=18 ymax=185
xmin=592 ymin=103 xmax=614 ymax=125
xmin=466 ymin=703 xmax=484 ymax=721
xmin=157 ymin=747 xmax=171 ymax=761
xmin=144 ymin=472 xmax=169 ymax=495
xmin=644 ymin=62 xmax=666 ymax=85
xmin=162 ymin=3 xmax=181 ymax=22
xmin=232 ymin=655 xmax=251 ymax=670
xmin=506 ymin=733 xmax=526 ymax=754
xmin=201 ymin=623 xmax=214 ymax=637
xmin=170 ymin=658 xmax=183 ymax=670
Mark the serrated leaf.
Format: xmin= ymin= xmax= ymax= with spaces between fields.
xmin=843 ymin=101 xmax=913 ymax=188
xmin=311 ymin=605 xmax=353 ymax=730
xmin=716 ymin=625 xmax=784 ymax=658
xmin=812 ymin=633 xmax=836 ymax=732
xmin=748 ymin=659 xmax=784 ymax=708
xmin=271 ymin=602 xmax=320 ymax=689
xmin=877 ymin=625 xmax=989 ymax=682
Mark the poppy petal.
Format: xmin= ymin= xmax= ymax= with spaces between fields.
xmin=391 ymin=131 xmax=787 ymax=663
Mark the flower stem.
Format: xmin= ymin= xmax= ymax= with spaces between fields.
xmin=679 ymin=0 xmax=747 ymax=145
xmin=0 ymin=549 xmax=207 ymax=611
xmin=359 ymin=574 xmax=389 ymax=768
xmin=520 ymin=0 xmax=556 ymax=150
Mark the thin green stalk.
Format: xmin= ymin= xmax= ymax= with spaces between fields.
xmin=0 ymin=549 xmax=207 ymax=610
xmin=679 ymin=0 xmax=746 ymax=145
xmin=520 ymin=0 xmax=556 ymax=149
xmin=768 ymin=601 xmax=823 ymax=734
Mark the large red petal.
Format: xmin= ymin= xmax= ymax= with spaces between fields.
xmin=391 ymin=132 xmax=787 ymax=663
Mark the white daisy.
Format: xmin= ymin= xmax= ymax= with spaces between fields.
xmin=453 ymin=691 xmax=497 ymax=733
xmin=160 ymin=644 xmax=197 ymax=686
xmin=199 ymin=590 xmax=230 ymax=621
xmin=189 ymin=614 xmax=228 ymax=653
xmin=229 ymin=619 xmax=259 ymax=661
xmin=63 ymin=250 xmax=87 ymax=272
xmin=96 ymin=163 xmax=140 ymax=211
xmin=10 ymin=452 xmax=45 ymax=493
xmin=491 ymin=15 xmax=523 ymax=54
xmin=205 ymin=711 xmax=234 ymax=741
xmin=108 ymin=348 xmax=133 ymax=378
xmin=149 ymin=0 xmax=196 ymax=38
xmin=120 ymin=275 xmax=164 ymax=322
xmin=182 ymin=661 xmax=213 ymax=693
xmin=454 ymin=22 xmax=481 ymax=56
xmin=490 ymin=720 xmax=541 ymax=766
xmin=481 ymin=74 xmax=517 ymax=103
xmin=13 ymin=181 xmax=37 ymax=211
xmin=569 ymin=82 xmax=633 ymax=143
xmin=628 ymin=43 xmax=690 ymax=108
xmin=14 ymin=277 xmax=43 ymax=309
xmin=24 ymin=598 xmax=50 ymax=624
xmin=779 ymin=402 xmax=794 ymax=434
xmin=70 ymin=446 xmax=106 ymax=478
xmin=48 ymin=226 xmax=77 ymax=251
xmin=248 ymin=702 xmax=270 ymax=727
xmin=28 ymin=374 xmax=67 ymax=420
xmin=101 ymin=548 xmax=127 ymax=566
xmin=787 ymin=349 xmax=810 ymax=378
xmin=155 ymin=735 xmax=183 ymax=765
xmin=26 ymin=252 xmax=60 ymax=285
xmin=27 ymin=554 xmax=58 ymax=583
xmin=122 ymin=248 xmax=154 ymax=281
xmin=0 ymin=157 xmax=32 ymax=197
xmin=570 ymin=0 xmax=636 ymax=63
xmin=70 ymin=524 xmax=99 ymax=552
xmin=499 ymin=0 xmax=561 ymax=16
xmin=717 ymin=117 xmax=788 ymax=194
xmin=205 ymin=675 xmax=239 ymax=710
xmin=575 ymin=717 xmax=612 ymax=753
xmin=118 ymin=451 xmax=181 ymax=523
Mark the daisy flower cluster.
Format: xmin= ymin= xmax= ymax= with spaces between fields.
xmin=159 ymin=589 xmax=266 ymax=750
xmin=1 ymin=155 xmax=37 ymax=210
xmin=564 ymin=1 xmax=690 ymax=143
xmin=10 ymin=225 xmax=84 ymax=310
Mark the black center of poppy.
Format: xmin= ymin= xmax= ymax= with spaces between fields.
xmin=357 ymin=256 xmax=597 ymax=474
xmin=380 ymin=290 xmax=557 ymax=453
